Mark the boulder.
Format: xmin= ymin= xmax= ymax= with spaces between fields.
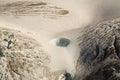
xmin=56 ymin=38 xmax=70 ymax=47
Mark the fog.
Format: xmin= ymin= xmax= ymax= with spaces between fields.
xmin=0 ymin=0 xmax=119 ymax=75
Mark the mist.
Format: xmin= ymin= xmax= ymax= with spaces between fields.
xmin=0 ymin=0 xmax=120 ymax=76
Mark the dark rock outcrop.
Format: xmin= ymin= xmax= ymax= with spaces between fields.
xmin=56 ymin=38 xmax=70 ymax=47
xmin=74 ymin=18 xmax=120 ymax=80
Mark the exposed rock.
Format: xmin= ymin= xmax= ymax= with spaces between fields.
xmin=74 ymin=18 xmax=120 ymax=80
xmin=56 ymin=38 xmax=70 ymax=47
xmin=64 ymin=72 xmax=72 ymax=80
xmin=1 ymin=18 xmax=120 ymax=80
xmin=58 ymin=72 xmax=72 ymax=80
xmin=0 ymin=27 xmax=72 ymax=80
xmin=0 ymin=27 xmax=53 ymax=80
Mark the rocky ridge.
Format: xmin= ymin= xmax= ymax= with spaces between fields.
xmin=0 ymin=27 xmax=53 ymax=80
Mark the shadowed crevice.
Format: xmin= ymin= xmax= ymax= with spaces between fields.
xmin=114 ymin=36 xmax=120 ymax=58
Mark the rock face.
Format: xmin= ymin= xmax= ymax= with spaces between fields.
xmin=56 ymin=38 xmax=70 ymax=47
xmin=0 ymin=27 xmax=53 ymax=80
xmin=1 ymin=18 xmax=120 ymax=80
xmin=74 ymin=18 xmax=120 ymax=80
